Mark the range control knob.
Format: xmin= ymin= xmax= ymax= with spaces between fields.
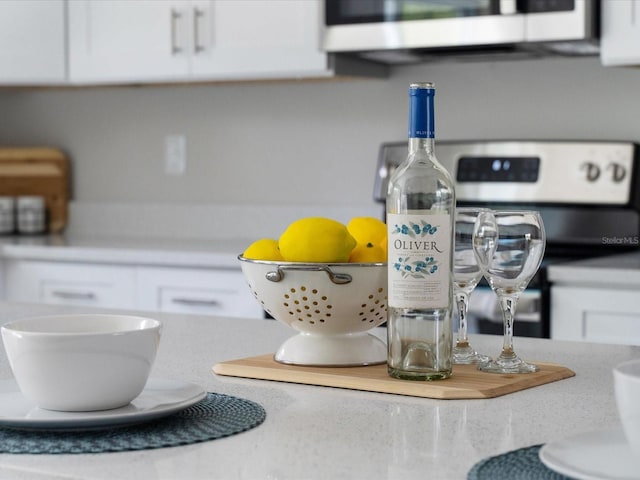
xmin=581 ymin=162 xmax=600 ymax=182
xmin=607 ymin=163 xmax=627 ymax=183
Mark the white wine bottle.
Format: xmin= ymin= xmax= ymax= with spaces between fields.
xmin=386 ymin=82 xmax=455 ymax=380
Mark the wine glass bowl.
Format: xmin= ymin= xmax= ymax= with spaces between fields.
xmin=452 ymin=208 xmax=492 ymax=365
xmin=472 ymin=210 xmax=546 ymax=374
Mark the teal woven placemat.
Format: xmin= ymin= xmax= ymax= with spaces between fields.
xmin=0 ymin=393 xmax=266 ymax=454
xmin=468 ymin=445 xmax=572 ymax=480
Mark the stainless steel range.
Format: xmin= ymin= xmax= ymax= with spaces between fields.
xmin=374 ymin=140 xmax=640 ymax=338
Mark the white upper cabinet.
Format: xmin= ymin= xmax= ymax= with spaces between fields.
xmin=0 ymin=0 xmax=66 ymax=85
xmin=68 ymin=0 xmax=189 ymax=83
xmin=190 ymin=0 xmax=327 ymax=79
xmin=68 ymin=0 xmax=329 ymax=84
xmin=600 ymin=0 xmax=640 ymax=66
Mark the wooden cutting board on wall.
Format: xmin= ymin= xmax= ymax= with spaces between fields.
xmin=0 ymin=148 xmax=69 ymax=233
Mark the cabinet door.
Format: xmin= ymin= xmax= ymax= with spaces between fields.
xmin=137 ymin=266 xmax=264 ymax=318
xmin=601 ymin=0 xmax=640 ymax=66
xmin=190 ymin=0 xmax=327 ymax=79
xmin=551 ymin=285 xmax=640 ymax=345
xmin=0 ymin=0 xmax=66 ymax=84
xmin=68 ymin=0 xmax=328 ymax=84
xmin=68 ymin=0 xmax=190 ymax=83
xmin=4 ymin=260 xmax=136 ymax=309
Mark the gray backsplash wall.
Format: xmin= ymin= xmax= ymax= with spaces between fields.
xmin=0 ymin=56 xmax=639 ymax=238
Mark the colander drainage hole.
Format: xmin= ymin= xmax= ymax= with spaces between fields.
xmin=281 ymin=287 xmax=336 ymax=325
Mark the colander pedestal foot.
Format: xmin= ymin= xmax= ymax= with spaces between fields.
xmin=274 ymin=332 xmax=387 ymax=367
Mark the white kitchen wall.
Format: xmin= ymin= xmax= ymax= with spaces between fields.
xmin=0 ymin=56 xmax=639 ymax=238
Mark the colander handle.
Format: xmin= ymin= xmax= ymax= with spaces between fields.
xmin=265 ymin=265 xmax=352 ymax=284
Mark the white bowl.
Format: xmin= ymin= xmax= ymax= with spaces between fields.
xmin=239 ymin=256 xmax=388 ymax=366
xmin=614 ymin=359 xmax=640 ymax=456
xmin=1 ymin=314 xmax=162 ymax=412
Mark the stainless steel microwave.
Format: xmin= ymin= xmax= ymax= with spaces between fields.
xmin=323 ymin=0 xmax=599 ymax=63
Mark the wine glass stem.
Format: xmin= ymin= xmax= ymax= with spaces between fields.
xmin=455 ymin=291 xmax=470 ymax=347
xmin=500 ymin=294 xmax=519 ymax=358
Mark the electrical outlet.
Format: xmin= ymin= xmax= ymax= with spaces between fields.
xmin=165 ymin=135 xmax=187 ymax=175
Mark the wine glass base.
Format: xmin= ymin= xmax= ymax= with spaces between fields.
xmin=478 ymin=356 xmax=539 ymax=374
xmin=452 ymin=345 xmax=491 ymax=365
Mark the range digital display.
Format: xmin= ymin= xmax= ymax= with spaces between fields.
xmin=456 ymin=156 xmax=540 ymax=183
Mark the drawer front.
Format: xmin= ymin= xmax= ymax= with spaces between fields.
xmin=5 ymin=260 xmax=136 ymax=309
xmin=551 ymin=285 xmax=640 ymax=345
xmin=41 ymin=280 xmax=130 ymax=308
xmin=158 ymin=286 xmax=251 ymax=316
xmin=582 ymin=311 xmax=640 ymax=345
xmin=137 ymin=267 xmax=264 ymax=318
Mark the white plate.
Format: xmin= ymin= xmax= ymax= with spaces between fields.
xmin=0 ymin=378 xmax=206 ymax=431
xmin=539 ymin=427 xmax=639 ymax=480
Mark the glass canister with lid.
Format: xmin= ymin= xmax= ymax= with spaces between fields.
xmin=0 ymin=196 xmax=15 ymax=234
xmin=17 ymin=196 xmax=47 ymax=234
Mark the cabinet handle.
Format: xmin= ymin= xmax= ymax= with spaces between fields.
xmin=170 ymin=9 xmax=182 ymax=55
xmin=171 ymin=298 xmax=219 ymax=307
xmin=51 ymin=291 xmax=97 ymax=301
xmin=193 ymin=8 xmax=205 ymax=53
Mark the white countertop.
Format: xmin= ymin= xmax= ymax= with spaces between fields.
xmin=0 ymin=201 xmax=384 ymax=269
xmin=0 ymin=302 xmax=637 ymax=480
xmin=0 ymin=235 xmax=254 ymax=268
xmin=547 ymin=250 xmax=640 ymax=287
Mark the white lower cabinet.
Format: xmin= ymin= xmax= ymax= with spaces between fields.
xmin=551 ymin=285 xmax=640 ymax=346
xmin=3 ymin=259 xmax=264 ymax=319
xmin=137 ymin=266 xmax=263 ymax=318
xmin=4 ymin=260 xmax=136 ymax=309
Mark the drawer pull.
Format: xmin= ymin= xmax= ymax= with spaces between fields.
xmin=170 ymin=9 xmax=182 ymax=54
xmin=172 ymin=298 xmax=219 ymax=307
xmin=193 ymin=7 xmax=205 ymax=53
xmin=51 ymin=291 xmax=97 ymax=300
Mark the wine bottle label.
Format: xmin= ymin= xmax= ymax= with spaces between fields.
xmin=387 ymin=213 xmax=451 ymax=309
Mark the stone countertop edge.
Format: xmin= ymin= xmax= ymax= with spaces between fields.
xmin=547 ymin=250 xmax=640 ymax=286
xmin=0 ymin=235 xmax=255 ymax=269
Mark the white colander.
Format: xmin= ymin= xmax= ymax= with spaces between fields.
xmin=239 ymin=256 xmax=388 ymax=366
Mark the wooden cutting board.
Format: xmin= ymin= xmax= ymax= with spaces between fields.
xmin=213 ymin=354 xmax=575 ymax=399
xmin=0 ymin=147 xmax=69 ymax=233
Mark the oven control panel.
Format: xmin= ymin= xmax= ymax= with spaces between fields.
xmin=456 ymin=156 xmax=540 ymax=183
xmin=375 ymin=140 xmax=639 ymax=206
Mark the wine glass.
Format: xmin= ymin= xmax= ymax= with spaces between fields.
xmin=452 ymin=208 xmax=492 ymax=365
xmin=472 ymin=210 xmax=546 ymax=374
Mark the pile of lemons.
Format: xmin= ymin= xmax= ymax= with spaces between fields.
xmin=243 ymin=217 xmax=387 ymax=263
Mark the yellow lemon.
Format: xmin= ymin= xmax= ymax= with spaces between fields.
xmin=279 ymin=217 xmax=357 ymax=263
xmin=243 ymin=238 xmax=283 ymax=261
xmin=348 ymin=242 xmax=386 ymax=263
xmin=379 ymin=235 xmax=388 ymax=258
xmin=347 ymin=217 xmax=387 ymax=247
